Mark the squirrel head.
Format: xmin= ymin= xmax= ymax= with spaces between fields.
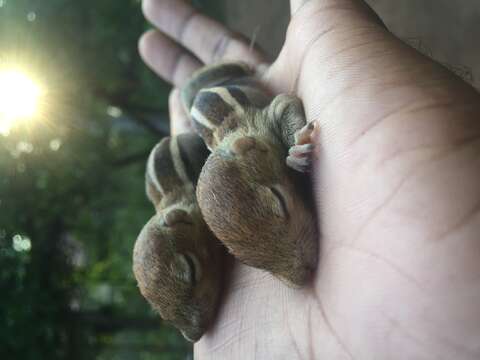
xmin=132 ymin=207 xmax=224 ymax=342
xmin=196 ymin=136 xmax=318 ymax=286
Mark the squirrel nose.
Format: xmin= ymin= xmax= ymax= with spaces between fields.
xmin=231 ymin=136 xmax=256 ymax=155
xmin=231 ymin=136 xmax=268 ymax=156
xmin=181 ymin=328 xmax=203 ymax=343
xmin=162 ymin=209 xmax=191 ymax=227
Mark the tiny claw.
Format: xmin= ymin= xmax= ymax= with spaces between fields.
xmin=289 ymin=143 xmax=314 ymax=157
xmin=292 ymin=156 xmax=311 ymax=167
xmin=289 ymin=120 xmax=317 ymax=172
xmin=294 ymin=121 xmax=315 ymax=145
xmin=286 ymin=156 xmax=311 ymax=173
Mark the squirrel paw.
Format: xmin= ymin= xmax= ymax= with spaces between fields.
xmin=286 ymin=121 xmax=316 ymax=173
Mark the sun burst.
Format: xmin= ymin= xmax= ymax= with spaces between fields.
xmin=0 ymin=70 xmax=42 ymax=135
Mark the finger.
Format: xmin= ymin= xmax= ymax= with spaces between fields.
xmin=270 ymin=0 xmax=392 ymax=91
xmin=169 ymin=88 xmax=193 ymax=135
xmin=290 ymin=0 xmax=310 ymax=15
xmin=139 ymin=30 xmax=202 ymax=88
xmin=142 ymin=0 xmax=266 ymax=66
xmin=290 ymin=0 xmax=385 ymax=26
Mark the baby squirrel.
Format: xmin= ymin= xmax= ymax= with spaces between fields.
xmin=181 ymin=62 xmax=318 ymax=286
xmin=132 ymin=133 xmax=224 ymax=342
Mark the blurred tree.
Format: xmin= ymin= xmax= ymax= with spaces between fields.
xmin=0 ymin=0 xmax=224 ymax=359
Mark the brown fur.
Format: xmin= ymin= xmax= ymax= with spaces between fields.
xmin=133 ymin=133 xmax=224 ymax=342
xmin=197 ymin=135 xmax=318 ymax=286
xmin=183 ymin=62 xmax=319 ymax=286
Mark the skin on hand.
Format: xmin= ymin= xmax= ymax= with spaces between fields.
xmin=140 ymin=0 xmax=480 ymax=359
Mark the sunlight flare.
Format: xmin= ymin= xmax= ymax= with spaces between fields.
xmin=0 ymin=70 xmax=42 ymax=135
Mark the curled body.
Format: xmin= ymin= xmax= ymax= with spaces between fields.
xmin=133 ymin=133 xmax=224 ymax=342
xmin=181 ymin=62 xmax=319 ymax=286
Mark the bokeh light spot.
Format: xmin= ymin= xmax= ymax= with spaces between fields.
xmin=12 ymin=234 xmax=32 ymax=252
xmin=107 ymin=106 xmax=122 ymax=118
xmin=49 ymin=138 xmax=62 ymax=151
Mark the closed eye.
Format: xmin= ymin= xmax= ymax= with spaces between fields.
xmin=173 ymin=253 xmax=200 ymax=286
xmin=184 ymin=252 xmax=203 ymax=286
xmin=183 ymin=254 xmax=197 ymax=286
xmin=269 ymin=186 xmax=289 ymax=218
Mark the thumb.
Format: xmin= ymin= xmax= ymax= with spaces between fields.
xmin=271 ymin=0 xmax=475 ymax=147
xmin=289 ymin=0 xmax=385 ymax=26
xmin=271 ymin=0 xmax=388 ymax=94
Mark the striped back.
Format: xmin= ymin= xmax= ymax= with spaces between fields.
xmin=182 ymin=62 xmax=271 ymax=150
xmin=146 ymin=133 xmax=209 ymax=208
xmin=181 ymin=62 xmax=253 ymax=111
xmin=190 ymin=83 xmax=270 ymax=150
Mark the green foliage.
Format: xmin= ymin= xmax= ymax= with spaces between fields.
xmin=0 ymin=0 xmax=230 ymax=358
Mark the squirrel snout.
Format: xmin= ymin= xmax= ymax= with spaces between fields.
xmin=181 ymin=327 xmax=204 ymax=343
xmin=162 ymin=209 xmax=192 ymax=227
xmin=231 ymin=136 xmax=268 ymax=156
xmin=231 ymin=136 xmax=256 ymax=155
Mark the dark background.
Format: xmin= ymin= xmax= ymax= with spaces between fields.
xmin=0 ymin=1 xmax=478 ymax=359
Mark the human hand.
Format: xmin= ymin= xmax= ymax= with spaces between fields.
xmin=139 ymin=0 xmax=480 ymax=358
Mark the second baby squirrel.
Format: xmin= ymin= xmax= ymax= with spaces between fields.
xmin=132 ymin=133 xmax=224 ymax=342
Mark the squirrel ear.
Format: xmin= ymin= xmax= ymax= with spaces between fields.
xmin=266 ymin=94 xmax=307 ymax=148
xmin=146 ymin=172 xmax=162 ymax=208
xmin=145 ymin=140 xmax=169 ymax=208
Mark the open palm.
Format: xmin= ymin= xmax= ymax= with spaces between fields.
xmin=139 ymin=0 xmax=480 ymax=358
